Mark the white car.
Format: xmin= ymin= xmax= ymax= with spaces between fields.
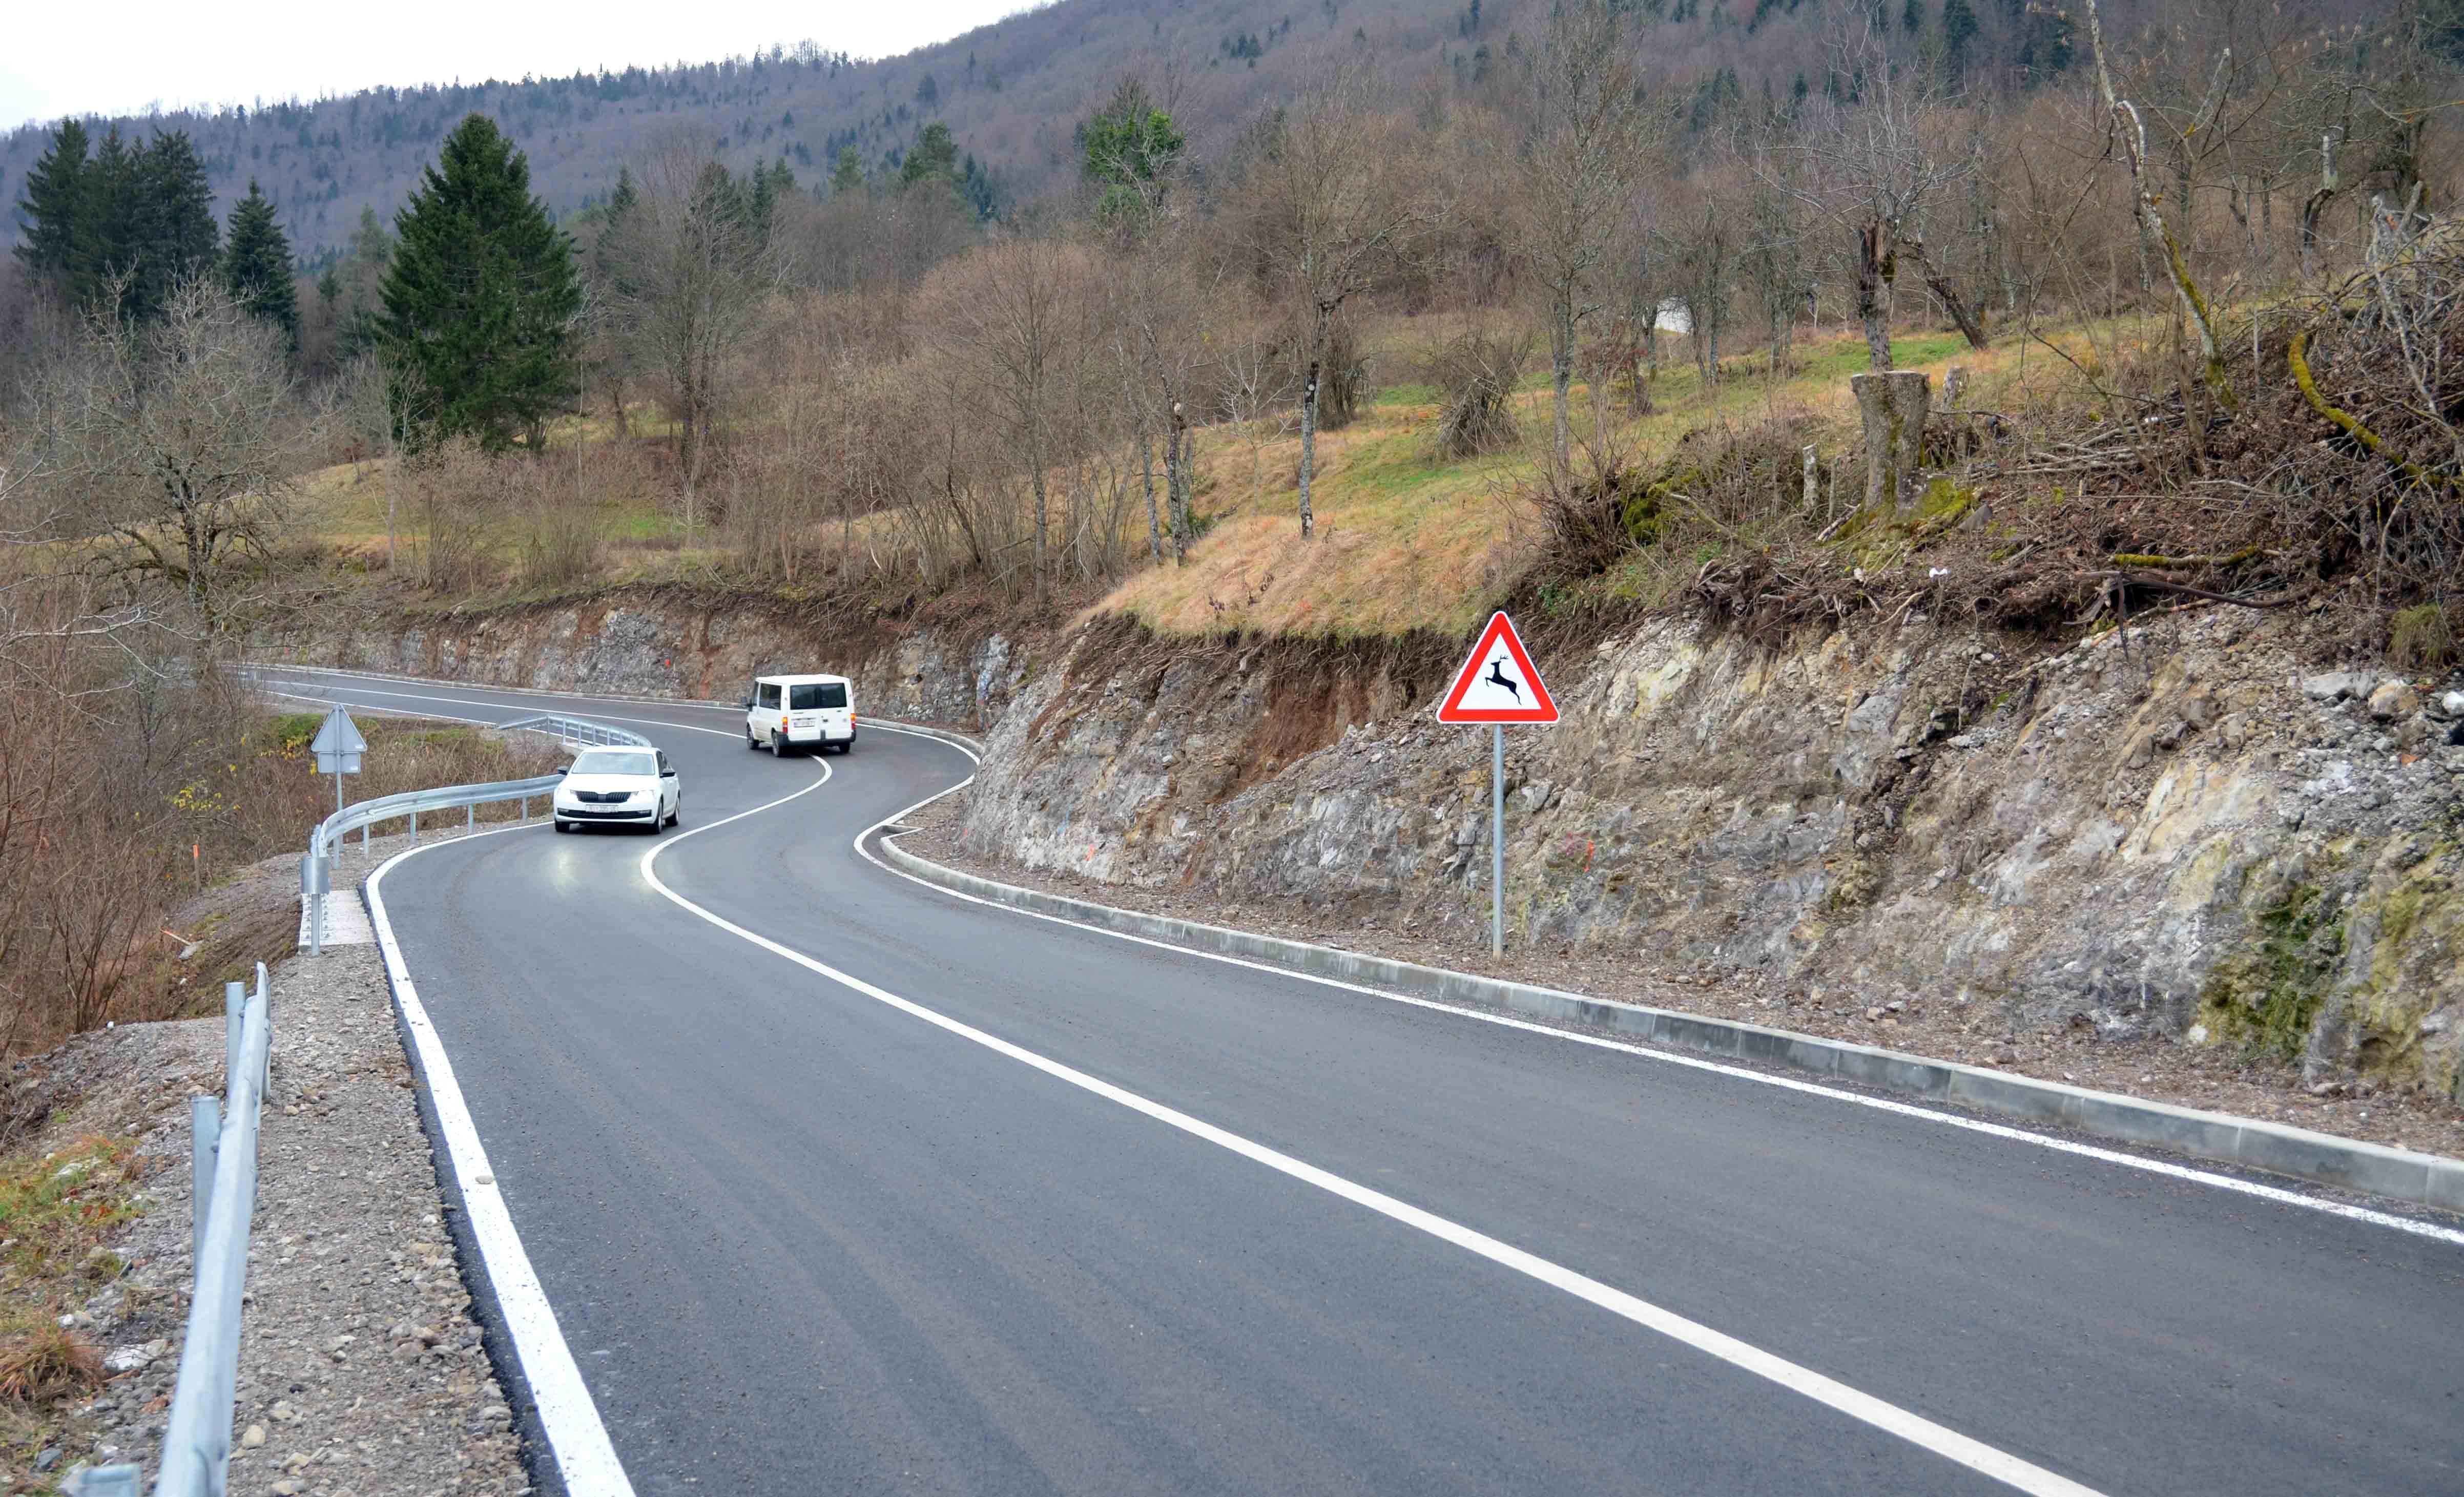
xmin=743 ymin=673 xmax=857 ymax=756
xmin=551 ymin=747 xmax=681 ymax=834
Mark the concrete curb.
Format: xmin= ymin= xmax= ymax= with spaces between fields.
xmin=878 ymin=828 xmax=2464 ymax=1216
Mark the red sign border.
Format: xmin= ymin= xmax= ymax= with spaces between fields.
xmin=1437 ymin=611 xmax=1559 ymax=723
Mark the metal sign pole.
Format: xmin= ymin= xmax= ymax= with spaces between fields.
xmin=1492 ymin=723 xmax=1504 ymax=958
xmin=1436 ymin=612 xmax=1556 ymax=964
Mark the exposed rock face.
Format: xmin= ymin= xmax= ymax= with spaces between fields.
xmin=271 ymin=590 xmax=2464 ymax=1099
xmin=261 ymin=591 xmax=1028 ymax=729
xmin=962 ymin=612 xmax=2464 ymax=1099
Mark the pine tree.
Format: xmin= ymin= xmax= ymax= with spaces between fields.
xmin=222 ymin=180 xmax=299 ymax=347
xmin=900 ymin=122 xmax=960 ymax=190
xmin=82 ymin=129 xmax=144 ymax=311
xmin=12 ymin=119 xmax=90 ymax=287
xmin=379 ymin=114 xmax=582 ymax=450
xmin=829 ymin=146 xmax=866 ymax=198
xmin=131 ymin=131 xmax=219 ymax=322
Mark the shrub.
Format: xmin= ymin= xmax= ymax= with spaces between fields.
xmin=2389 ymin=604 xmax=2456 ymax=670
xmin=1423 ymin=327 xmax=1530 ymax=460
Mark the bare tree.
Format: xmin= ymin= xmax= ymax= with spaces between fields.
xmin=1783 ymin=21 xmax=1984 ymax=370
xmin=1241 ymin=73 xmax=1433 ymax=538
xmin=39 ymin=279 xmax=316 ymax=621
xmin=2084 ymin=0 xmax=2237 ymax=408
xmin=337 ymin=349 xmax=429 ymax=572
xmin=932 ymin=232 xmax=1093 ymax=604
xmin=1520 ymin=0 xmax=1655 ymax=471
xmin=1214 ymin=317 xmax=1293 ymax=523
xmin=599 ymin=134 xmax=783 ymax=550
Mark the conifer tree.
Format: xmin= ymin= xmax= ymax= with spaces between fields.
xmin=138 ymin=131 xmax=220 ymax=315
xmin=901 ymin=122 xmax=960 ymax=190
xmin=378 ymin=114 xmax=582 ymax=450
xmin=222 ymin=180 xmax=299 ymax=347
xmin=12 ymin=119 xmax=91 ymax=288
xmin=829 ymin=146 xmax=866 ymax=198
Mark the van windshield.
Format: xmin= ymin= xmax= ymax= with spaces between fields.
xmin=569 ymin=751 xmax=655 ymax=777
xmin=789 ymin=683 xmax=847 ymax=710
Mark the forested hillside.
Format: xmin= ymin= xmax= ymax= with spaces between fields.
xmin=5 ymin=0 xmax=2252 ymax=262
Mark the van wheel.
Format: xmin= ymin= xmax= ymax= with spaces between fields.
xmin=770 ymin=732 xmax=787 ymax=757
xmin=746 ymin=728 xmax=759 ymax=750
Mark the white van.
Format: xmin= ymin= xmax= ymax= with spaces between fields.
xmin=743 ymin=673 xmax=857 ymax=756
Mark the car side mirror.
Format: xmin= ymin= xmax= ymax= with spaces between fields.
xmin=739 ymin=699 xmax=753 ymax=710
xmin=556 ymin=765 xmax=569 ymax=776
xmin=661 ymin=767 xmax=677 ymax=778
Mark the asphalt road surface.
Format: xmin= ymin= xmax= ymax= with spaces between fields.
xmin=254 ymin=667 xmax=2464 ymax=1497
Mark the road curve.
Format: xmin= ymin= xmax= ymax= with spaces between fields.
xmin=256 ymin=668 xmax=2464 ymax=1497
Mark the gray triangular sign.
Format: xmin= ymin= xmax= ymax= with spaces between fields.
xmin=311 ymin=706 xmax=367 ymax=773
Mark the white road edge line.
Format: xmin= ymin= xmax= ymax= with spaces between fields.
xmin=641 ymin=733 xmax=2104 ymax=1497
xmin=367 ymin=822 xmax=641 ymax=1497
xmin=854 ymin=725 xmax=2464 ymax=1252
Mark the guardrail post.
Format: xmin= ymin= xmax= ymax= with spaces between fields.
xmin=260 ymin=970 xmax=271 ymax=1096
xmin=307 ymin=854 xmax=324 ymax=958
xmin=223 ymin=981 xmax=243 ymax=1090
xmin=189 ymin=1094 xmax=219 ymax=1272
xmin=61 ymin=1463 xmax=142 ymax=1496
xmin=408 ymin=805 xmax=417 ymax=840
xmin=467 ymin=802 xmax=475 ymax=831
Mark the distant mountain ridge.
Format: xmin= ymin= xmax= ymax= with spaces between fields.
xmin=4 ymin=0 xmax=2192 ymax=262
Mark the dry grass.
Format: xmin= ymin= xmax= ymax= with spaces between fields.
xmin=284 ymin=310 xmax=2158 ymax=640
xmin=1099 ymin=319 xmax=2027 ymax=638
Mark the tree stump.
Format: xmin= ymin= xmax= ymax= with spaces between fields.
xmin=1852 ymin=370 xmax=1931 ymax=513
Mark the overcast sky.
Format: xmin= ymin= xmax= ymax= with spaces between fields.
xmin=3 ymin=1 xmax=1031 ymax=132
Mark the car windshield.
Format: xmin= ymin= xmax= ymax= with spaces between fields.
xmin=569 ymin=751 xmax=655 ymax=777
xmin=789 ymin=682 xmax=847 ymax=710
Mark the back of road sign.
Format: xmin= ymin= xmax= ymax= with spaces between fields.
xmin=310 ymin=705 xmax=368 ymax=774
xmin=1437 ymin=612 xmax=1558 ymax=724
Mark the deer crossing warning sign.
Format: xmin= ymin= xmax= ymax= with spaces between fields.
xmin=1436 ymin=612 xmax=1558 ymax=724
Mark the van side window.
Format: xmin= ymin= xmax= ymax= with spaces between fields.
xmin=756 ymin=683 xmax=780 ymax=709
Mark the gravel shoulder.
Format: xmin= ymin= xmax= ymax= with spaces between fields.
xmin=899 ymin=785 xmax=2464 ymax=1165
xmin=36 ymin=840 xmax=532 ymax=1496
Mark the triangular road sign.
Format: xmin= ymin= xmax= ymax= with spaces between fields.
xmin=310 ymin=705 xmax=367 ymax=773
xmin=1437 ymin=612 xmax=1558 ymax=723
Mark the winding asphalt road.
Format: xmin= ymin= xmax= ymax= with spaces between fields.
xmin=255 ymin=667 xmax=2463 ymax=1497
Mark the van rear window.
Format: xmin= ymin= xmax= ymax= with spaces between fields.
xmin=790 ymin=683 xmax=847 ymax=710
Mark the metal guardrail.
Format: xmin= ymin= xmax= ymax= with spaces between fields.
xmin=298 ymin=714 xmax=654 ymax=954
xmin=69 ymin=966 xmax=273 ymax=1497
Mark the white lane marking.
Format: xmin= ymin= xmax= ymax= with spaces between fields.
xmin=644 ymin=735 xmax=2104 ymax=1497
xmin=853 ymin=726 xmax=2464 ymax=1250
xmin=250 ymin=675 xmax=743 ymax=737
xmin=367 ymin=826 xmax=638 ymax=1496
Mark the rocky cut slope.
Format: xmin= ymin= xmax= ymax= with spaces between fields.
xmin=959 ymin=610 xmax=2464 ymax=1100
xmin=267 ymin=586 xmax=2464 ymax=1099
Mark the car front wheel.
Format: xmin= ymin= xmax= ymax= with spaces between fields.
xmin=553 ymin=819 xmax=571 ymax=834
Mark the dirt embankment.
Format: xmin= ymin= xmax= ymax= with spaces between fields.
xmin=6 ymin=846 xmax=528 ymax=1494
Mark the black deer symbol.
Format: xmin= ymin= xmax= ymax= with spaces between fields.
xmin=1484 ymin=657 xmax=1521 ymax=702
